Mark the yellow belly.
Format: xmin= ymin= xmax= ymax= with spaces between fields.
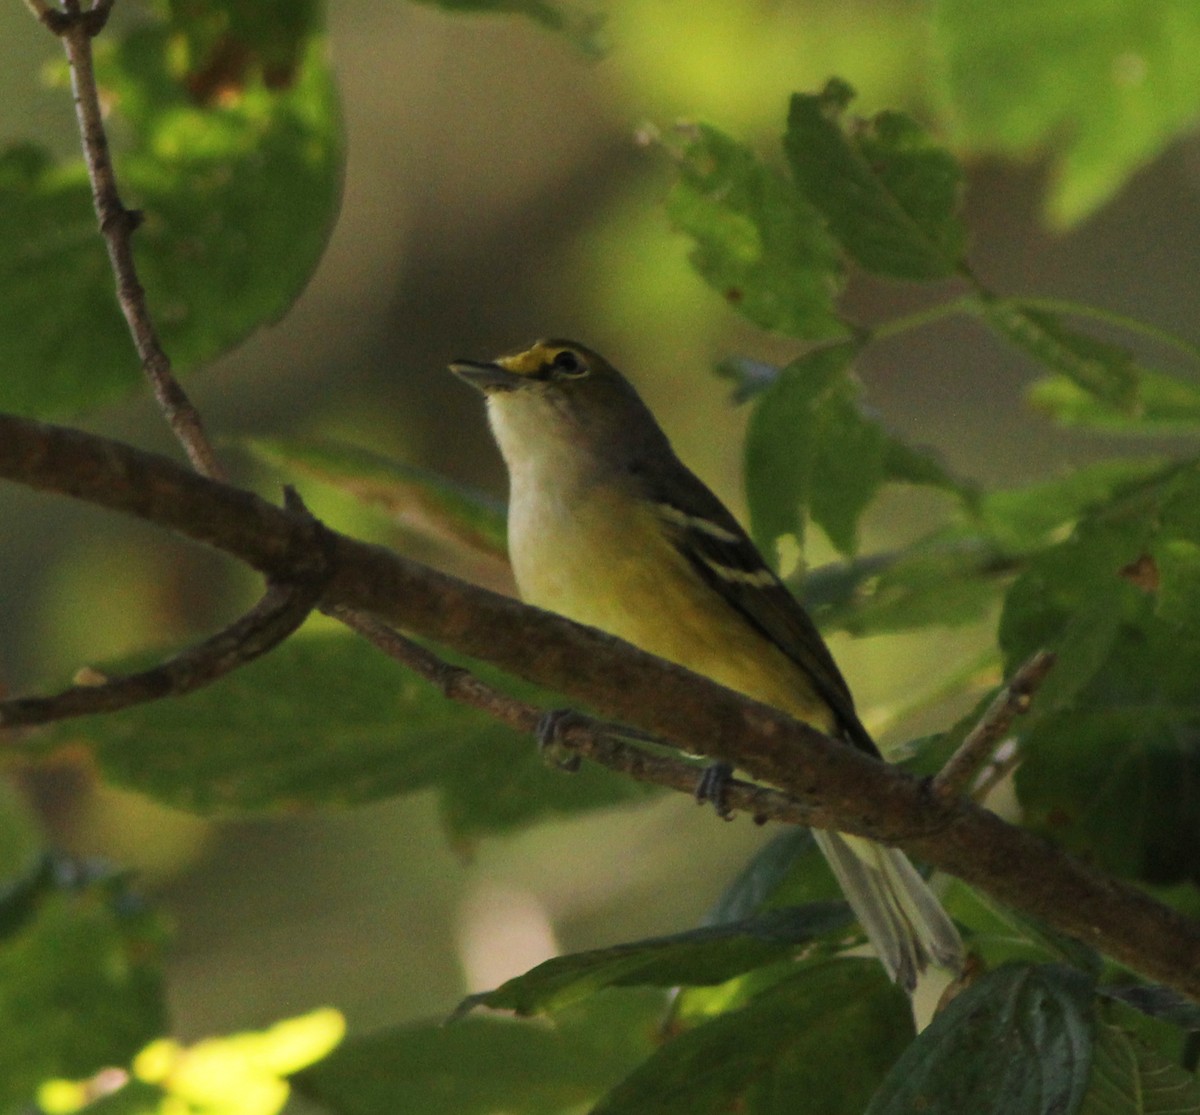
xmin=507 ymin=481 xmax=834 ymax=732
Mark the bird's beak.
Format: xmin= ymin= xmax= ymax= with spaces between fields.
xmin=449 ymin=359 xmax=525 ymax=393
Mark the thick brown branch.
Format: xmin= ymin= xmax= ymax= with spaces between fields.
xmin=2 ymin=412 xmax=1200 ymax=999
xmin=328 ymin=605 xmax=821 ymax=826
xmin=40 ymin=1 xmax=226 ymax=480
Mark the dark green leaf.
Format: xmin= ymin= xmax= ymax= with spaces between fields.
xmin=161 ymin=0 xmax=319 ymax=93
xmin=408 ymin=0 xmax=605 ymax=56
xmin=297 ymin=992 xmax=664 ymax=1115
xmin=745 ymin=344 xmax=966 ymax=558
xmin=1029 ymin=369 xmax=1200 ymax=434
xmin=0 ymin=16 xmax=341 ymax=418
xmin=866 ymin=964 xmax=1095 ymax=1115
xmin=593 ymin=960 xmax=913 ymax=1115
xmin=936 ymin=880 xmax=1103 ymax=978
xmin=933 ymin=0 xmax=1200 ymax=226
xmin=785 ymin=79 xmax=965 ymax=279
xmin=806 ymin=534 xmax=1014 ymax=635
xmin=1099 ymin=984 xmax=1200 ymax=1032
xmin=981 ymin=303 xmax=1140 ymax=409
xmin=978 ymin=460 xmax=1169 ymax=554
xmin=30 ymin=634 xmax=652 ymax=840
xmin=458 ymin=905 xmax=853 ymax=1016
xmin=0 ymin=781 xmax=45 ymax=923
xmin=0 ymin=863 xmax=168 ymax=1112
xmin=247 ymin=438 xmax=508 ymax=560
xmin=1000 ymin=465 xmax=1200 ymax=884
xmin=1078 ymin=1022 xmax=1200 ymax=1115
xmin=706 ymin=829 xmax=842 ymax=924
xmin=664 ymin=124 xmax=848 ymax=339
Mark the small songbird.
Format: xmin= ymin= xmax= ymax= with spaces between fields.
xmin=451 ymin=338 xmax=963 ymax=990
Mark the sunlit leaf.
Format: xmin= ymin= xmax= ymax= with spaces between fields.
xmin=247 ymin=438 xmax=508 ymax=561
xmin=0 ymin=862 xmax=167 ymax=1112
xmin=934 ymin=0 xmax=1200 ymax=226
xmin=458 ymin=905 xmax=853 ymax=1016
xmin=1029 ymin=369 xmax=1200 ymax=434
xmin=0 ymin=13 xmax=341 ymax=418
xmin=664 ymin=124 xmax=848 ymax=339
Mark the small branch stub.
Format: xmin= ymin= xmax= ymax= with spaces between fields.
xmin=931 ymin=650 xmax=1056 ymax=803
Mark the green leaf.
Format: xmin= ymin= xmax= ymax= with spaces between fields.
xmin=30 ymin=634 xmax=652 ymax=840
xmin=593 ymin=960 xmax=913 ymax=1115
xmin=297 ymin=992 xmax=664 ymax=1115
xmin=784 ymin=79 xmax=966 ymax=279
xmin=247 ymin=438 xmax=508 ymax=560
xmin=978 ymin=460 xmax=1170 ymax=554
xmin=999 ymin=465 xmax=1200 ymax=884
xmin=981 ymin=303 xmax=1140 ymax=410
xmin=933 ymin=0 xmax=1200 ymax=226
xmin=705 ymin=828 xmax=842 ymax=924
xmin=1078 ymin=1022 xmax=1200 ymax=1115
xmin=935 ymin=879 xmax=1103 ymax=978
xmin=0 ymin=780 xmax=44 ymax=911
xmin=745 ymin=344 xmax=966 ymax=558
xmin=1029 ymin=369 xmax=1200 ymax=434
xmin=664 ymin=124 xmax=848 ymax=339
xmin=0 ymin=15 xmax=341 ymax=418
xmin=866 ymin=964 xmax=1095 ymax=1115
xmin=161 ymin=0 xmax=320 ymax=93
xmin=458 ymin=905 xmax=854 ymax=1016
xmin=407 ymin=0 xmax=605 ymax=56
xmin=805 ymin=534 xmax=1014 ymax=635
xmin=1098 ymin=984 xmax=1200 ymax=1032
xmin=0 ymin=862 xmax=168 ymax=1112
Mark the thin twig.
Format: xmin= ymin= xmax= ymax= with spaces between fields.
xmin=0 ymin=489 xmax=333 ymax=729
xmin=1 ymin=581 xmax=313 ymax=728
xmin=34 ymin=0 xmax=226 ymax=480
xmin=969 ymin=737 xmax=1023 ymax=804
xmin=328 ymin=605 xmax=823 ymax=827
xmin=931 ymin=651 xmax=1056 ymax=802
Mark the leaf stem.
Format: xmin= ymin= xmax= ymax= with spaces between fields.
xmin=995 ymin=296 xmax=1200 ymax=366
xmin=864 ymin=294 xmax=980 ymax=345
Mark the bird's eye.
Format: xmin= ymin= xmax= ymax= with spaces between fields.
xmin=549 ymin=349 xmax=588 ymax=377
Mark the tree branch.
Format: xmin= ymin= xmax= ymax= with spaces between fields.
xmin=932 ymin=650 xmax=1056 ymax=802
xmin=32 ymin=0 xmax=226 ymax=480
xmin=0 ymin=488 xmax=333 ymax=728
xmin=327 ymin=605 xmax=821 ymax=827
xmin=2 ymin=411 xmax=1200 ymax=999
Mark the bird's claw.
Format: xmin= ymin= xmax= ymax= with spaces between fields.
xmin=535 ymin=708 xmax=584 ymax=772
xmin=695 ymin=760 xmax=735 ymax=820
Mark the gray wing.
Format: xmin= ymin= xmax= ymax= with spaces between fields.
xmin=634 ymin=457 xmax=879 ymax=757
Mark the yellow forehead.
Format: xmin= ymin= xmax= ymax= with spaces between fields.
xmin=495 ymin=340 xmax=581 ymax=376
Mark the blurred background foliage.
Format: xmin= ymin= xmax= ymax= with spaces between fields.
xmin=2 ymin=0 xmax=1200 ymax=1106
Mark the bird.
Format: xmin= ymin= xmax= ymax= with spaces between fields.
xmin=450 ymin=338 xmax=963 ymax=991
